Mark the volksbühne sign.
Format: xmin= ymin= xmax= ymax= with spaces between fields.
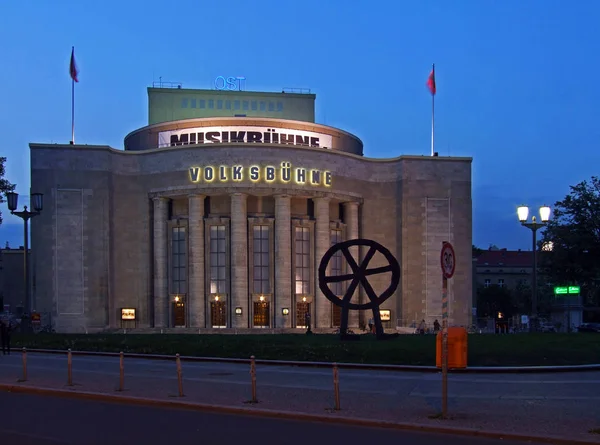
xmin=188 ymin=162 xmax=332 ymax=187
xmin=159 ymin=126 xmax=333 ymax=149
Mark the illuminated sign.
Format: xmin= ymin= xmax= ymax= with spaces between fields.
xmin=188 ymin=162 xmax=332 ymax=187
xmin=554 ymin=286 xmax=580 ymax=295
xmin=159 ymin=126 xmax=333 ymax=149
xmin=121 ymin=308 xmax=136 ymax=320
xmin=214 ymin=76 xmax=246 ymax=91
xmin=380 ymin=310 xmax=391 ymax=321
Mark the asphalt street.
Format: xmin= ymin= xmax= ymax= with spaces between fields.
xmin=1 ymin=352 xmax=599 ymax=400
xmin=0 ymin=391 xmax=536 ymax=445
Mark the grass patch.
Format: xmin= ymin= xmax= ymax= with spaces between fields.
xmin=10 ymin=333 xmax=600 ymax=367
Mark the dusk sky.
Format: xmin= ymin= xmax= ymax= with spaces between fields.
xmin=1 ymin=0 xmax=599 ymax=251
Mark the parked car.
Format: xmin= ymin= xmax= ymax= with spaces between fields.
xmin=539 ymin=322 xmax=556 ymax=333
xmin=577 ymin=323 xmax=600 ymax=333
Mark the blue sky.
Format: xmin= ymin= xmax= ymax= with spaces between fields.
xmin=1 ymin=0 xmax=599 ymax=251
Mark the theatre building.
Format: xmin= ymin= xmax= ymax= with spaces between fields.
xmin=29 ymin=83 xmax=473 ymax=333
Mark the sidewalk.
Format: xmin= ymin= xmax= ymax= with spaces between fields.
xmin=0 ymin=351 xmax=599 ymax=444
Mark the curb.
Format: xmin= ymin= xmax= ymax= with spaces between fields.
xmin=0 ymin=383 xmax=597 ymax=445
xmin=11 ymin=348 xmax=600 ymax=373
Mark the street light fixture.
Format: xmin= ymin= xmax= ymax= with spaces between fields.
xmin=5 ymin=191 xmax=43 ymax=331
xmin=517 ymin=204 xmax=551 ymax=332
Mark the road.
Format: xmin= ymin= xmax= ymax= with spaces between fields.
xmin=0 ymin=391 xmax=535 ymax=445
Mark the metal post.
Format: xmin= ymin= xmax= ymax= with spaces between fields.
xmin=176 ymin=354 xmax=183 ymax=397
xmin=250 ymin=355 xmax=257 ymax=403
xmin=67 ymin=348 xmax=73 ymax=386
xmin=119 ymin=351 xmax=124 ymax=391
xmin=532 ymin=227 xmax=538 ymax=332
xmin=24 ymin=217 xmax=30 ymax=321
xmin=333 ymin=362 xmax=340 ymax=411
xmin=22 ymin=347 xmax=27 ymax=382
xmin=442 ymin=276 xmax=449 ymax=418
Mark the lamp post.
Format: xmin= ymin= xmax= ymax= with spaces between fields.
xmin=5 ymin=191 xmax=43 ymax=331
xmin=517 ymin=204 xmax=551 ymax=332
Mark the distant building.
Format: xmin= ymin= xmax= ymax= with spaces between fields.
xmin=474 ymin=247 xmax=532 ymax=291
xmin=0 ymin=243 xmax=31 ymax=315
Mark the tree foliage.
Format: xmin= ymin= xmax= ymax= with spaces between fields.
xmin=0 ymin=157 xmax=16 ymax=226
xmin=540 ymin=176 xmax=600 ymax=306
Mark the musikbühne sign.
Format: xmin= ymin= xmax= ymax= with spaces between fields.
xmin=160 ymin=126 xmax=334 ymax=149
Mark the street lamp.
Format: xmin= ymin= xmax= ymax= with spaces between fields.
xmin=6 ymin=191 xmax=43 ymax=331
xmin=517 ymin=204 xmax=551 ymax=332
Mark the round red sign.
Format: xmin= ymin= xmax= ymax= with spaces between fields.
xmin=440 ymin=242 xmax=456 ymax=279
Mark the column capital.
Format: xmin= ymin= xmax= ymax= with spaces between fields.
xmin=153 ymin=196 xmax=169 ymax=203
xmin=188 ymin=193 xmax=206 ymax=200
xmin=343 ymin=200 xmax=359 ymax=208
xmin=313 ymin=196 xmax=331 ymax=203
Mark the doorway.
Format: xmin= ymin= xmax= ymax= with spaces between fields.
xmin=332 ymin=304 xmax=342 ymax=327
xmin=253 ymin=301 xmax=270 ymax=328
xmin=210 ymin=301 xmax=227 ymax=328
xmin=173 ymin=300 xmax=186 ymax=327
xmin=296 ymin=302 xmax=311 ymax=328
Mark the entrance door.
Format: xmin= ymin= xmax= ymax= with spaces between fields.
xmin=296 ymin=302 xmax=311 ymax=328
xmin=253 ymin=302 xmax=270 ymax=328
xmin=173 ymin=301 xmax=186 ymax=327
xmin=332 ymin=304 xmax=342 ymax=327
xmin=211 ymin=301 xmax=227 ymax=327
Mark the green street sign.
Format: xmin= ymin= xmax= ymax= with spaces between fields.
xmin=554 ymin=286 xmax=568 ymax=295
xmin=554 ymin=285 xmax=580 ymax=295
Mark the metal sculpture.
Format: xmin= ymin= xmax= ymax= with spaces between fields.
xmin=318 ymin=239 xmax=400 ymax=340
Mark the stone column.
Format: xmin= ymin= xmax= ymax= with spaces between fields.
xmin=230 ymin=193 xmax=248 ymax=328
xmin=153 ymin=197 xmax=168 ymax=328
xmin=274 ymin=195 xmax=291 ymax=328
xmin=188 ymin=194 xmax=205 ymax=328
xmin=344 ymin=201 xmax=360 ymax=328
xmin=314 ymin=197 xmax=331 ymax=328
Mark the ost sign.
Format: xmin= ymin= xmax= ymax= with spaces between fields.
xmin=188 ymin=162 xmax=332 ymax=187
xmin=159 ymin=126 xmax=333 ymax=149
xmin=214 ymin=76 xmax=245 ymax=91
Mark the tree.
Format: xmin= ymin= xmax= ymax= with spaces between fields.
xmin=0 ymin=157 xmax=16 ymax=226
xmin=476 ymin=285 xmax=515 ymax=319
xmin=540 ymin=176 xmax=600 ymax=307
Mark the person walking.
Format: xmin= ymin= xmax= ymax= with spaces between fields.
xmin=0 ymin=319 xmax=11 ymax=355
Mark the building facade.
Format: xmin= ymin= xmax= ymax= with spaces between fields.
xmin=30 ymin=85 xmax=473 ymax=333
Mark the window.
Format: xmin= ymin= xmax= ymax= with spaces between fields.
xmin=330 ymin=229 xmax=343 ymax=295
xmin=190 ymin=99 xmax=197 ymax=108
xmin=181 ymin=98 xmax=189 ymax=108
xmin=484 ymin=279 xmax=491 ymax=288
xmin=268 ymin=102 xmax=274 ymax=111
xmin=199 ymin=99 xmax=206 ymax=109
xmin=225 ymin=100 xmax=231 ymax=110
xmin=243 ymin=101 xmax=249 ymax=110
xmin=217 ymin=100 xmax=223 ymax=109
xmin=253 ymin=225 xmax=270 ymax=294
xmin=234 ymin=100 xmax=240 ymax=110
xmin=171 ymin=227 xmax=187 ymax=294
xmin=277 ymin=102 xmax=283 ymax=112
xmin=259 ymin=101 xmax=266 ymax=111
xmin=295 ymin=227 xmax=310 ymax=294
xmin=210 ymin=225 xmax=226 ymax=294
xmin=251 ymin=101 xmax=257 ymax=110
xmin=208 ymin=99 xmax=214 ymax=109
xmin=498 ymin=279 xmax=505 ymax=288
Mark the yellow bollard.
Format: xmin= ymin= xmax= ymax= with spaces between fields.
xmin=333 ymin=362 xmax=340 ymax=411
xmin=176 ymin=354 xmax=184 ymax=397
xmin=21 ymin=348 xmax=27 ymax=382
xmin=119 ymin=351 xmax=124 ymax=391
xmin=250 ymin=355 xmax=257 ymax=403
xmin=67 ymin=349 xmax=73 ymax=386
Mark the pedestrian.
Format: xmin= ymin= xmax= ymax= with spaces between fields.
xmin=368 ymin=317 xmax=374 ymax=334
xmin=0 ymin=319 xmax=11 ymax=355
xmin=418 ymin=319 xmax=426 ymax=335
xmin=433 ymin=319 xmax=441 ymax=333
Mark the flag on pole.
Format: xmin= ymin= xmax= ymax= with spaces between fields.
xmin=427 ymin=66 xmax=436 ymax=95
xmin=70 ymin=47 xmax=79 ymax=82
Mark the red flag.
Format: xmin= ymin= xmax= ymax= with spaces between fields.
xmin=426 ymin=66 xmax=436 ymax=95
xmin=70 ymin=47 xmax=79 ymax=83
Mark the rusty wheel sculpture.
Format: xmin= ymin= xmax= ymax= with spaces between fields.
xmin=318 ymin=239 xmax=400 ymax=341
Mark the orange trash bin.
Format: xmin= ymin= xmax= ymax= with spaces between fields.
xmin=436 ymin=326 xmax=468 ymax=369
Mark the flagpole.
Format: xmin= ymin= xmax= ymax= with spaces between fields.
xmin=71 ymin=76 xmax=75 ymax=144
xmin=430 ymin=63 xmax=435 ymax=156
